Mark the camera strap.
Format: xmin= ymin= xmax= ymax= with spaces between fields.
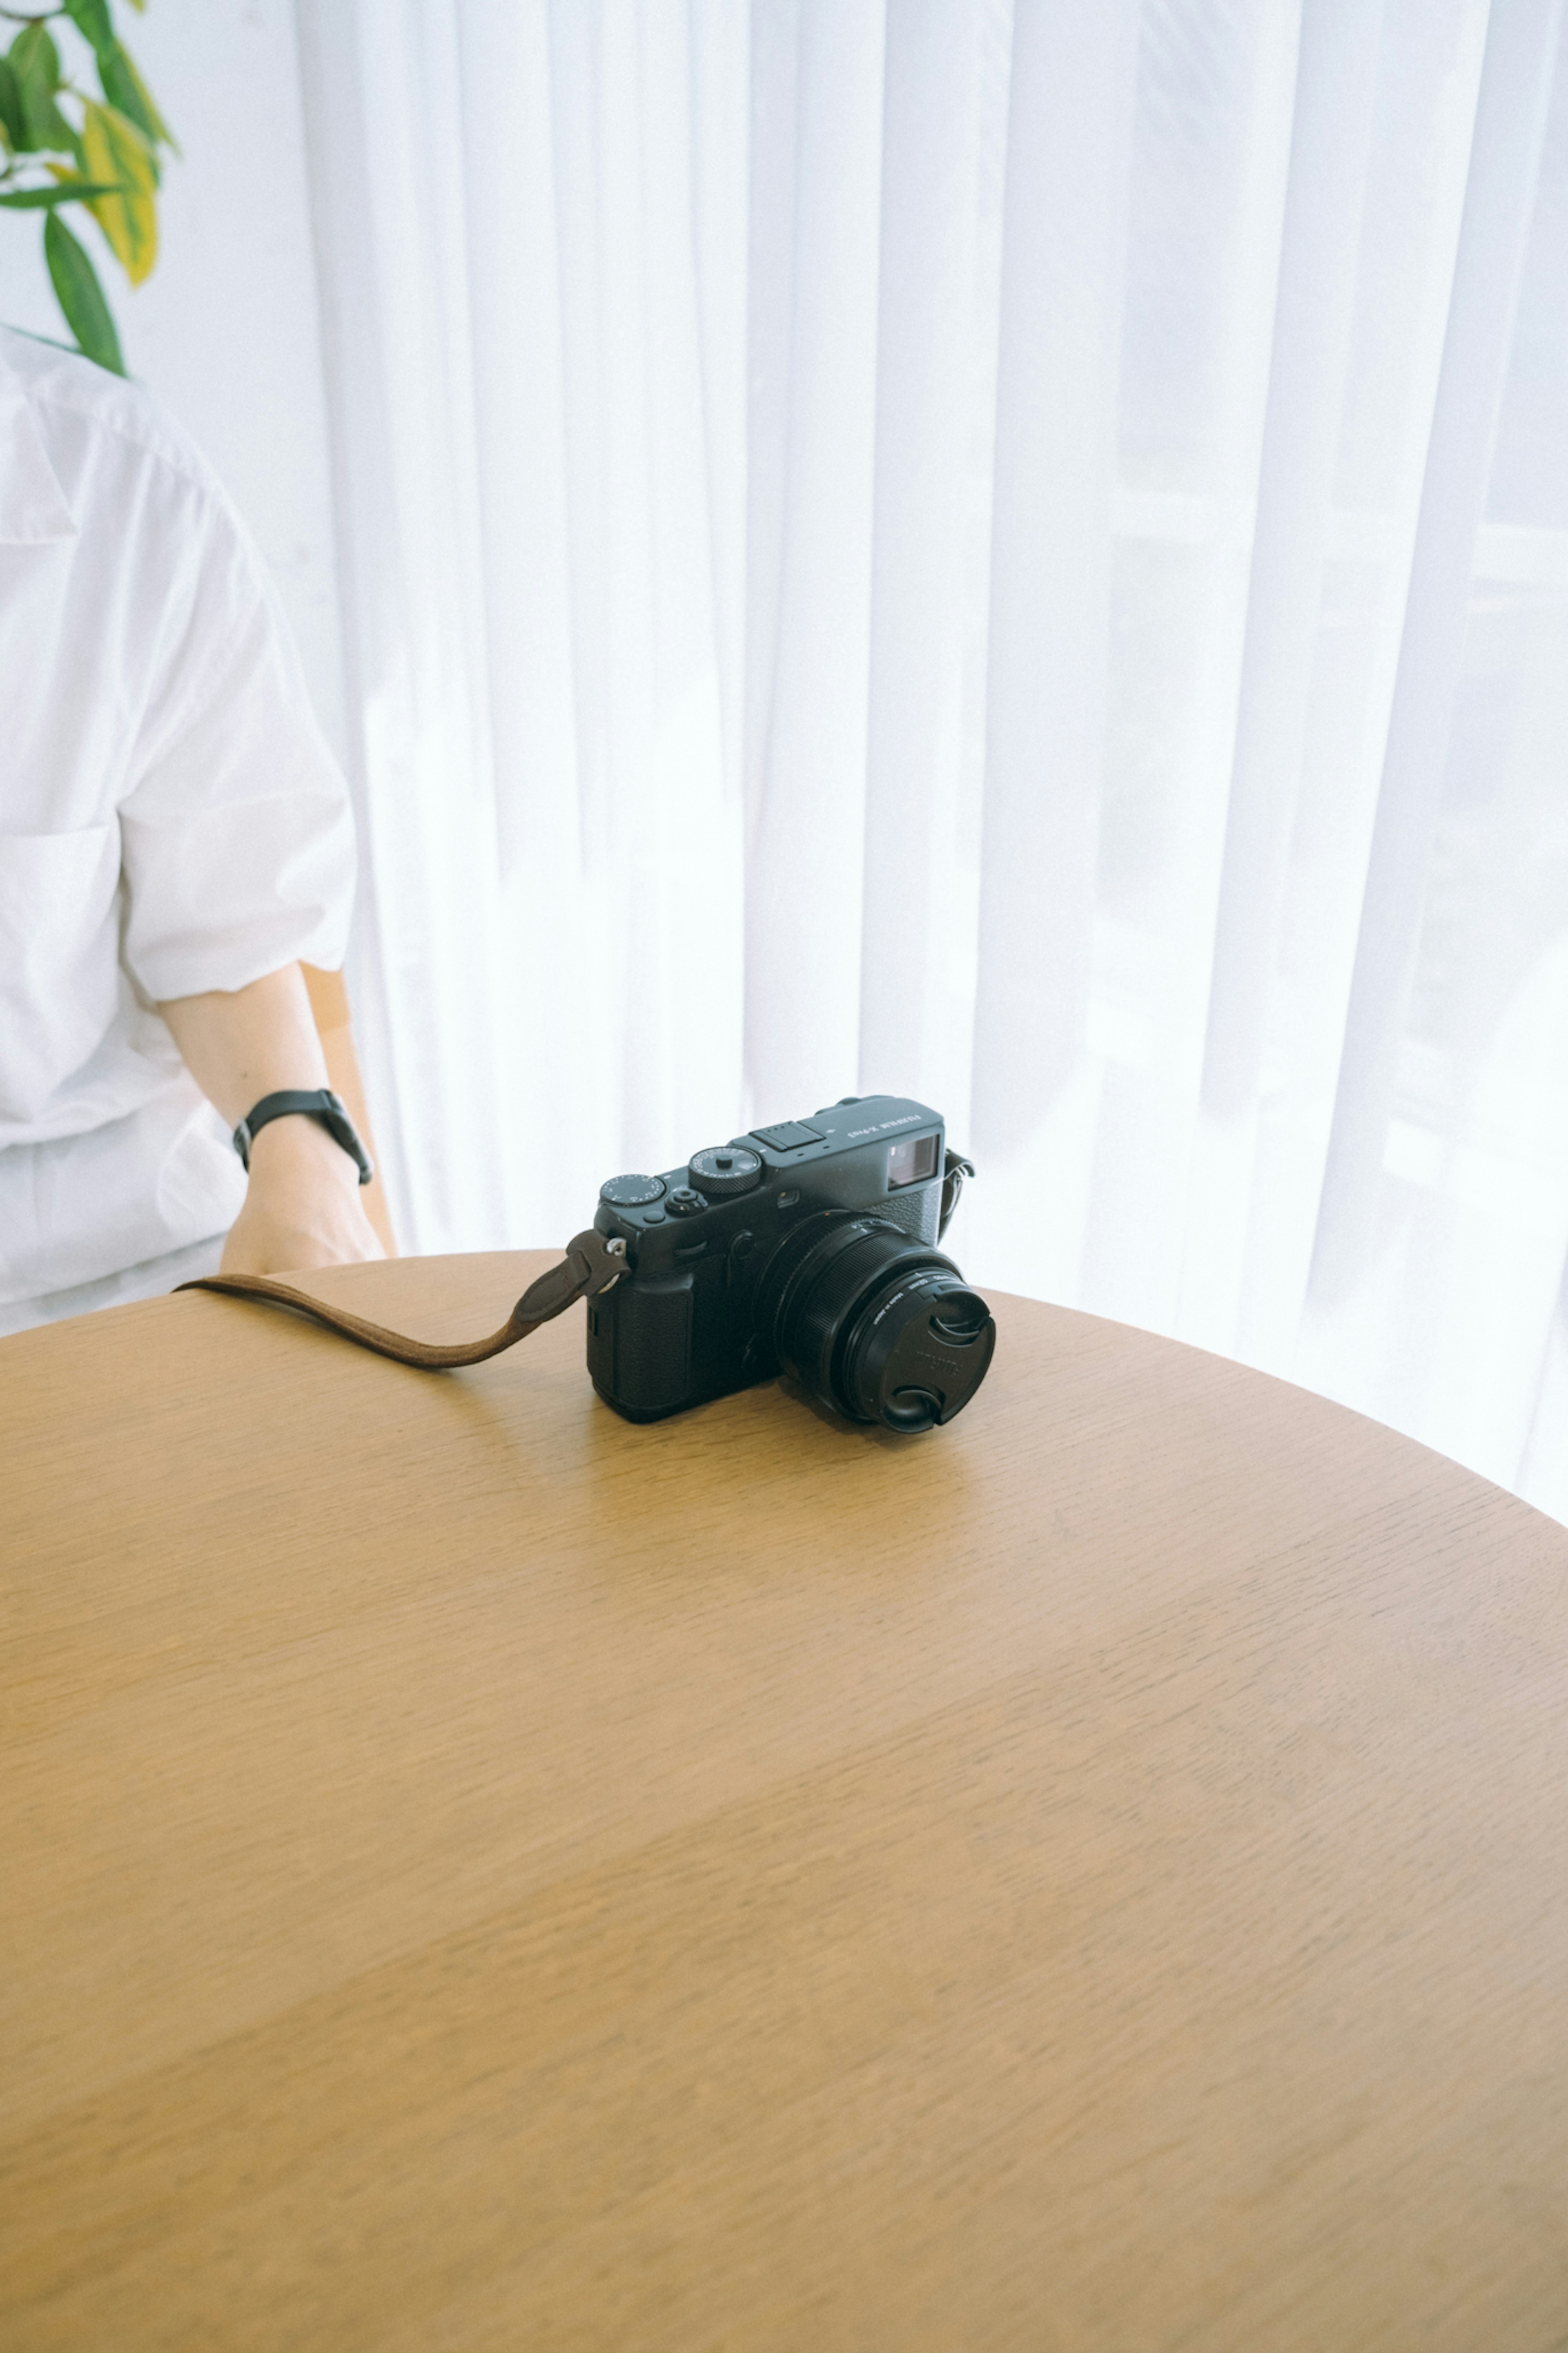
xmin=939 ymin=1149 xmax=974 ymax=1239
xmin=175 ymin=1227 xmax=628 ymax=1369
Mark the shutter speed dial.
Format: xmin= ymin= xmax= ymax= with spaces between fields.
xmin=688 ymin=1144 xmax=764 ymax=1198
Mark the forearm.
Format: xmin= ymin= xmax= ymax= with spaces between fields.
xmin=158 ymin=964 xmax=383 ymax=1275
xmin=158 ymin=962 xmax=328 ymax=1125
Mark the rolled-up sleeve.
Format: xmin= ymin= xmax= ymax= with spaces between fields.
xmin=118 ymin=493 xmax=354 ymax=1005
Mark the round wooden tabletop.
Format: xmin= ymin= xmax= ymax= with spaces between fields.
xmin=4 ymin=1250 xmax=1567 ymax=2351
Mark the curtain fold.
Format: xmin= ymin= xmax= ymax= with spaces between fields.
xmin=296 ymin=0 xmax=1568 ymax=1520
xmin=1307 ymin=0 xmax=1562 ymax=1305
xmin=971 ymin=0 xmax=1136 ymax=1143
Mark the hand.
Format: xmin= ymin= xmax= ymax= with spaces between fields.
xmin=219 ymin=1113 xmax=387 ymax=1277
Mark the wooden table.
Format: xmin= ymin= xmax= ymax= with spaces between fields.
xmin=4 ymin=1251 xmax=1567 ymax=2351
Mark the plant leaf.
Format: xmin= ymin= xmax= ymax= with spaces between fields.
xmin=97 ymin=39 xmax=175 ymax=156
xmin=0 ymin=178 xmax=122 ymax=208
xmin=44 ymin=206 xmax=124 ymax=373
xmin=96 ymin=45 xmax=159 ymax=184
xmin=0 ymin=57 xmax=24 ymax=153
xmin=9 ymin=22 xmax=60 ymax=95
xmin=9 ymin=22 xmax=76 ymax=155
xmin=126 ymin=46 xmax=174 ymax=148
xmin=60 ymin=0 xmax=116 ymax=57
xmin=81 ymin=98 xmax=157 ymax=283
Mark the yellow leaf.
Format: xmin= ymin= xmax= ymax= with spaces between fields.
xmin=82 ymin=99 xmax=157 ymax=285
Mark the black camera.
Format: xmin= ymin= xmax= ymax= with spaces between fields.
xmin=586 ymin=1095 xmax=995 ymax=1431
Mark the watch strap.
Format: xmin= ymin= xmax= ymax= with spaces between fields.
xmin=234 ymin=1088 xmax=374 ymax=1186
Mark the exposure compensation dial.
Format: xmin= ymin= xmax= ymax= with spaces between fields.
xmin=599 ymin=1173 xmax=665 ymax=1209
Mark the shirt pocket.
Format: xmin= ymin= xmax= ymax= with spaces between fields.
xmin=0 ymin=825 xmax=123 ymax=1121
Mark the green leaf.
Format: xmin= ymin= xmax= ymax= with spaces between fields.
xmin=0 ymin=179 xmax=122 ymax=208
xmin=44 ymin=206 xmax=124 ymax=374
xmin=96 ymin=40 xmax=172 ymax=167
xmin=0 ymin=57 xmax=24 ymax=153
xmin=9 ymin=23 xmax=77 ymax=156
xmin=61 ymin=0 xmax=116 ymax=57
xmin=81 ymin=98 xmax=157 ymax=282
xmin=9 ymin=22 xmax=60 ymax=92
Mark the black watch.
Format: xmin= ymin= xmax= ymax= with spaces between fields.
xmin=233 ymin=1088 xmax=374 ymax=1186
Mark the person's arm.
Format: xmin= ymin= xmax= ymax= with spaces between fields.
xmin=158 ymin=962 xmax=386 ymax=1276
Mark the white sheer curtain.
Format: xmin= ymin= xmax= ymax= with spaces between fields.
xmin=294 ymin=0 xmax=1568 ymax=1520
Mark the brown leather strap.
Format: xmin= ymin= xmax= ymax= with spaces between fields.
xmin=175 ymin=1229 xmax=627 ymax=1369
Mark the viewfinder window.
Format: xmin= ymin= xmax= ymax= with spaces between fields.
xmin=888 ymin=1133 xmax=939 ymax=1189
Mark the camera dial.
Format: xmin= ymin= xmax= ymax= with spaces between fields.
xmin=600 ymin=1173 xmax=664 ymax=1208
xmin=688 ymin=1144 xmax=763 ymax=1198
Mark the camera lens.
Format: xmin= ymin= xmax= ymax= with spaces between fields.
xmin=758 ymin=1214 xmax=996 ymax=1433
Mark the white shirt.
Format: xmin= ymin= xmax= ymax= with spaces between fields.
xmin=0 ymin=328 xmax=354 ymax=1307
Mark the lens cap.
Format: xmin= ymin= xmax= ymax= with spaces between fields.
xmin=842 ymin=1277 xmax=995 ymax=1430
xmin=761 ymin=1213 xmax=996 ymax=1434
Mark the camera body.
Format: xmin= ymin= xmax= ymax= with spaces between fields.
xmin=588 ymin=1095 xmax=995 ymax=1431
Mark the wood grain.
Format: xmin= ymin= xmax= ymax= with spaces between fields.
xmin=2 ymin=1251 xmax=1566 ymax=2351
